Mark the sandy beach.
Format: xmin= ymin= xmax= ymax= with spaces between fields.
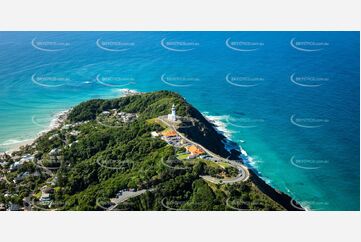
xmin=3 ymin=109 xmax=70 ymax=155
xmin=5 ymin=139 xmax=35 ymax=154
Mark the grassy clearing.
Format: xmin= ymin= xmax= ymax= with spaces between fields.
xmin=176 ymin=153 xmax=189 ymax=160
xmin=146 ymin=118 xmax=168 ymax=128
xmin=218 ymin=162 xmax=231 ymax=168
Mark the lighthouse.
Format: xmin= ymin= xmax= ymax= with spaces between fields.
xmin=168 ymin=104 xmax=176 ymax=122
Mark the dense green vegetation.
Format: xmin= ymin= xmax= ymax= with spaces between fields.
xmin=0 ymin=91 xmax=284 ymax=211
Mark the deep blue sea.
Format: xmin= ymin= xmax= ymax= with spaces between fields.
xmin=0 ymin=32 xmax=359 ymax=210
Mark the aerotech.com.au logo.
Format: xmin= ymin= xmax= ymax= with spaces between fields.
xmin=290 ymin=73 xmax=329 ymax=87
xmin=226 ymin=38 xmax=264 ymax=52
xmin=161 ymin=38 xmax=200 ymax=52
xmin=96 ymin=39 xmax=135 ymax=52
xmin=31 ymin=38 xmax=71 ymax=52
xmin=290 ymin=38 xmax=329 ymax=52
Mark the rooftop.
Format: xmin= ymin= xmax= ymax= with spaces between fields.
xmin=161 ymin=130 xmax=177 ymax=137
xmin=186 ymin=145 xmax=205 ymax=155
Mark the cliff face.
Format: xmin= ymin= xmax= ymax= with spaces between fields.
xmin=177 ymin=98 xmax=303 ymax=211
xmin=177 ymin=107 xmax=232 ymax=159
xmin=249 ymin=170 xmax=304 ymax=211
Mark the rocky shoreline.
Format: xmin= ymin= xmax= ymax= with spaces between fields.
xmin=197 ymin=114 xmax=305 ymax=211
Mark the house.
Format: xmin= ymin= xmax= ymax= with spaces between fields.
xmin=40 ymin=187 xmax=54 ymax=203
xmin=48 ymin=133 xmax=59 ymax=140
xmin=20 ymin=154 xmax=34 ymax=163
xmin=116 ymin=112 xmax=137 ymax=123
xmin=180 ymin=139 xmax=188 ymax=145
xmin=101 ymin=111 xmax=111 ymax=115
xmin=49 ymin=148 xmax=61 ymax=156
xmin=69 ymin=130 xmax=80 ymax=136
xmin=49 ymin=148 xmax=62 ymax=162
xmin=151 ymin=131 xmax=159 ymax=138
xmin=40 ymin=193 xmax=51 ymax=202
xmin=161 ymin=130 xmax=177 ymax=137
xmin=9 ymin=161 xmax=21 ymax=171
xmin=61 ymin=124 xmax=71 ymax=130
xmin=186 ymin=145 xmax=205 ymax=157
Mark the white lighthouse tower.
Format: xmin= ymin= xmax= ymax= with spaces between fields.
xmin=168 ymin=104 xmax=176 ymax=122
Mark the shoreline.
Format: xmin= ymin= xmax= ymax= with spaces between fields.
xmin=204 ymin=113 xmax=305 ymax=211
xmin=2 ymin=88 xmax=136 ymax=155
xmin=3 ymin=109 xmax=70 ymax=155
xmin=4 ymin=139 xmax=35 ymax=154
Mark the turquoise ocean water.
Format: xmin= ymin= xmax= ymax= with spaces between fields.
xmin=0 ymin=32 xmax=359 ymax=210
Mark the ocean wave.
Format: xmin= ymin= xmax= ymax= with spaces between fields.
xmin=204 ymin=113 xmax=250 ymax=158
xmin=239 ymin=146 xmax=260 ymax=169
xmin=203 ymin=113 xmax=265 ymax=174
xmin=203 ymin=114 xmax=233 ymax=139
xmin=116 ymin=88 xmax=140 ymax=96
xmin=0 ymin=138 xmax=33 ymax=146
xmin=38 ymin=110 xmax=69 ymax=134
xmin=2 ymin=110 xmax=70 ymax=153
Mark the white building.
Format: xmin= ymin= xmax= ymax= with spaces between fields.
xmin=167 ymin=104 xmax=176 ymax=122
xmin=151 ymin=131 xmax=159 ymax=138
xmin=69 ymin=130 xmax=80 ymax=136
xmin=20 ymin=154 xmax=34 ymax=163
xmin=40 ymin=193 xmax=51 ymax=202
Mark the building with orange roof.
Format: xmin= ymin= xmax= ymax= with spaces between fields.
xmin=186 ymin=145 xmax=205 ymax=156
xmin=161 ymin=129 xmax=177 ymax=137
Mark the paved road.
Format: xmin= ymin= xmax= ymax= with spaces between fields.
xmin=107 ymin=189 xmax=150 ymax=211
xmin=158 ymin=117 xmax=250 ymax=182
xmin=200 ymin=172 xmax=245 ymax=184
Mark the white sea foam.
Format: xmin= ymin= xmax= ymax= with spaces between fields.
xmin=2 ymin=138 xmax=35 ymax=154
xmin=204 ymin=114 xmax=233 ymax=139
xmin=239 ymin=145 xmax=260 ymax=169
xmin=117 ymin=88 xmax=140 ymax=96
xmin=203 ymin=112 xmax=266 ymax=174
xmin=0 ymin=139 xmax=33 ymax=146
xmin=38 ymin=110 xmax=70 ymax=135
xmin=204 ymin=113 xmax=251 ymax=160
xmin=204 ymin=114 xmax=240 ymax=142
xmin=3 ymin=110 xmax=70 ymax=153
xmin=240 ymin=147 xmax=248 ymax=156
